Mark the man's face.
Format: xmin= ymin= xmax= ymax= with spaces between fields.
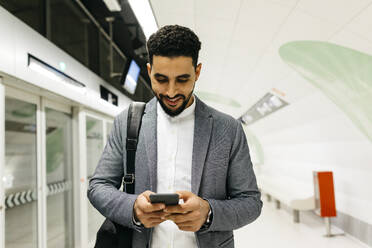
xmin=147 ymin=55 xmax=202 ymax=117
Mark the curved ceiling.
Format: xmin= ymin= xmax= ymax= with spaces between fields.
xmin=150 ymin=0 xmax=372 ymax=121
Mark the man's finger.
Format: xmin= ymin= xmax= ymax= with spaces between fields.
xmin=142 ymin=191 xmax=155 ymax=201
xmin=145 ymin=211 xmax=170 ymax=219
xmin=176 ymin=220 xmax=195 ymax=227
xmin=141 ymin=202 xmax=166 ymax=213
xmin=137 ymin=211 xmax=168 ymax=220
xmin=174 ymin=198 xmax=199 ymax=214
xmin=176 ymin=191 xmax=192 ymax=200
xmin=137 ymin=195 xmax=165 ymax=213
xmin=166 ymin=211 xmax=200 ymax=223
xmin=164 ymin=204 xmax=189 ymax=214
xmin=180 ymin=200 xmax=199 ymax=211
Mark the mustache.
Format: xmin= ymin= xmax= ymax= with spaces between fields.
xmin=159 ymin=94 xmax=186 ymax=100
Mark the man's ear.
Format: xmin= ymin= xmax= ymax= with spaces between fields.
xmin=195 ymin=63 xmax=202 ymax=81
xmin=147 ymin=63 xmax=152 ymax=77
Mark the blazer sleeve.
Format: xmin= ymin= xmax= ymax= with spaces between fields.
xmin=87 ymin=110 xmax=143 ymax=232
xmin=200 ymin=121 xmax=263 ymax=233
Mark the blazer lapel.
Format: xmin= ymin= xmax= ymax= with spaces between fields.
xmin=142 ymin=98 xmax=158 ymax=192
xmin=192 ymin=97 xmax=213 ymax=195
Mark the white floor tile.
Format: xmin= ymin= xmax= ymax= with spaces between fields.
xmin=234 ymin=198 xmax=370 ymax=248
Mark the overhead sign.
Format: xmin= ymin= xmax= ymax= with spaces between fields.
xmin=239 ymin=92 xmax=288 ymax=125
xmin=100 ymin=85 xmax=118 ymax=106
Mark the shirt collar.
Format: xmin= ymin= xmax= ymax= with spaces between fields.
xmin=157 ymin=95 xmax=196 ymax=122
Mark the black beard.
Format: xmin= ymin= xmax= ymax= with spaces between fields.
xmin=157 ymin=91 xmax=194 ymax=117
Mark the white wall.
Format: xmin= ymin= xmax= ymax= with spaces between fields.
xmin=0 ymin=6 xmax=132 ymax=117
xmin=249 ymin=78 xmax=372 ymax=226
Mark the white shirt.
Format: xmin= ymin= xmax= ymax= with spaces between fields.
xmin=151 ymin=97 xmax=198 ymax=248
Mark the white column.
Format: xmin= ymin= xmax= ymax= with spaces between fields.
xmin=73 ymin=107 xmax=88 ymax=248
xmin=0 ymin=77 xmax=5 ymax=248
xmin=37 ymin=97 xmax=47 ymax=248
xmin=325 ymin=217 xmax=332 ymax=237
xmin=103 ymin=121 xmax=107 ymax=150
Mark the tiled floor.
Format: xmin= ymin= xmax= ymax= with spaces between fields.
xmin=234 ymin=198 xmax=370 ymax=248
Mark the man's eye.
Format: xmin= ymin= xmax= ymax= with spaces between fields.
xmin=178 ymin=79 xmax=188 ymax=83
xmin=156 ymin=78 xmax=167 ymax=83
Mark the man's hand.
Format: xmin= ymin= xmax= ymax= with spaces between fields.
xmin=163 ymin=191 xmax=210 ymax=232
xmin=133 ymin=190 xmax=170 ymax=228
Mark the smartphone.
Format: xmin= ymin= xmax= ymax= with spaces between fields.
xmin=149 ymin=193 xmax=179 ymax=206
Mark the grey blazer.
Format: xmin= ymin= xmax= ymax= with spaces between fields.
xmin=88 ymin=96 xmax=262 ymax=248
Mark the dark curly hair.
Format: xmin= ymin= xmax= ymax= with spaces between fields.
xmin=147 ymin=25 xmax=202 ymax=68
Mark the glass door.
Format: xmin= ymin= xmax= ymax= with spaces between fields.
xmin=0 ymin=79 xmax=4 ymax=248
xmin=85 ymin=115 xmax=105 ymax=244
xmin=106 ymin=121 xmax=113 ymax=140
xmin=83 ymin=112 xmax=113 ymax=247
xmin=44 ymin=101 xmax=73 ymax=248
xmin=2 ymin=83 xmax=114 ymax=248
xmin=3 ymin=85 xmax=75 ymax=248
xmin=4 ymin=89 xmax=39 ymax=248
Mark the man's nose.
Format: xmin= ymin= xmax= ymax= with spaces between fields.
xmin=166 ymin=82 xmax=177 ymax=98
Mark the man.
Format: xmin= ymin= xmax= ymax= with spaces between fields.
xmin=88 ymin=25 xmax=262 ymax=248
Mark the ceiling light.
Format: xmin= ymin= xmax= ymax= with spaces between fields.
xmin=28 ymin=54 xmax=85 ymax=89
xmin=128 ymin=0 xmax=158 ymax=40
xmin=239 ymin=93 xmax=288 ymax=126
xmin=103 ymin=0 xmax=122 ymax=12
xmin=269 ymin=95 xmax=283 ymax=107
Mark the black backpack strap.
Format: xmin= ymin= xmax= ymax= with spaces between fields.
xmin=123 ymin=102 xmax=146 ymax=194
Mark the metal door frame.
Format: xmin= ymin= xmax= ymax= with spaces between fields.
xmin=0 ymin=77 xmax=5 ymax=248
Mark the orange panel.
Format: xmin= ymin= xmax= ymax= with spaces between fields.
xmin=317 ymin=171 xmax=337 ymax=217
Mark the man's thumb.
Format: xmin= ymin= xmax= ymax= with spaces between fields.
xmin=176 ymin=190 xmax=191 ymax=199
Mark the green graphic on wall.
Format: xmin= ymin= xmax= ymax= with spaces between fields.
xmin=279 ymin=41 xmax=372 ymax=142
xmin=196 ymin=91 xmax=241 ymax=108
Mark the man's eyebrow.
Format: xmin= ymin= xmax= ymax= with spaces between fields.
xmin=154 ymin=73 xmax=190 ymax=78
xmin=176 ymin=74 xmax=190 ymax=78
xmin=154 ymin=73 xmax=168 ymax=78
